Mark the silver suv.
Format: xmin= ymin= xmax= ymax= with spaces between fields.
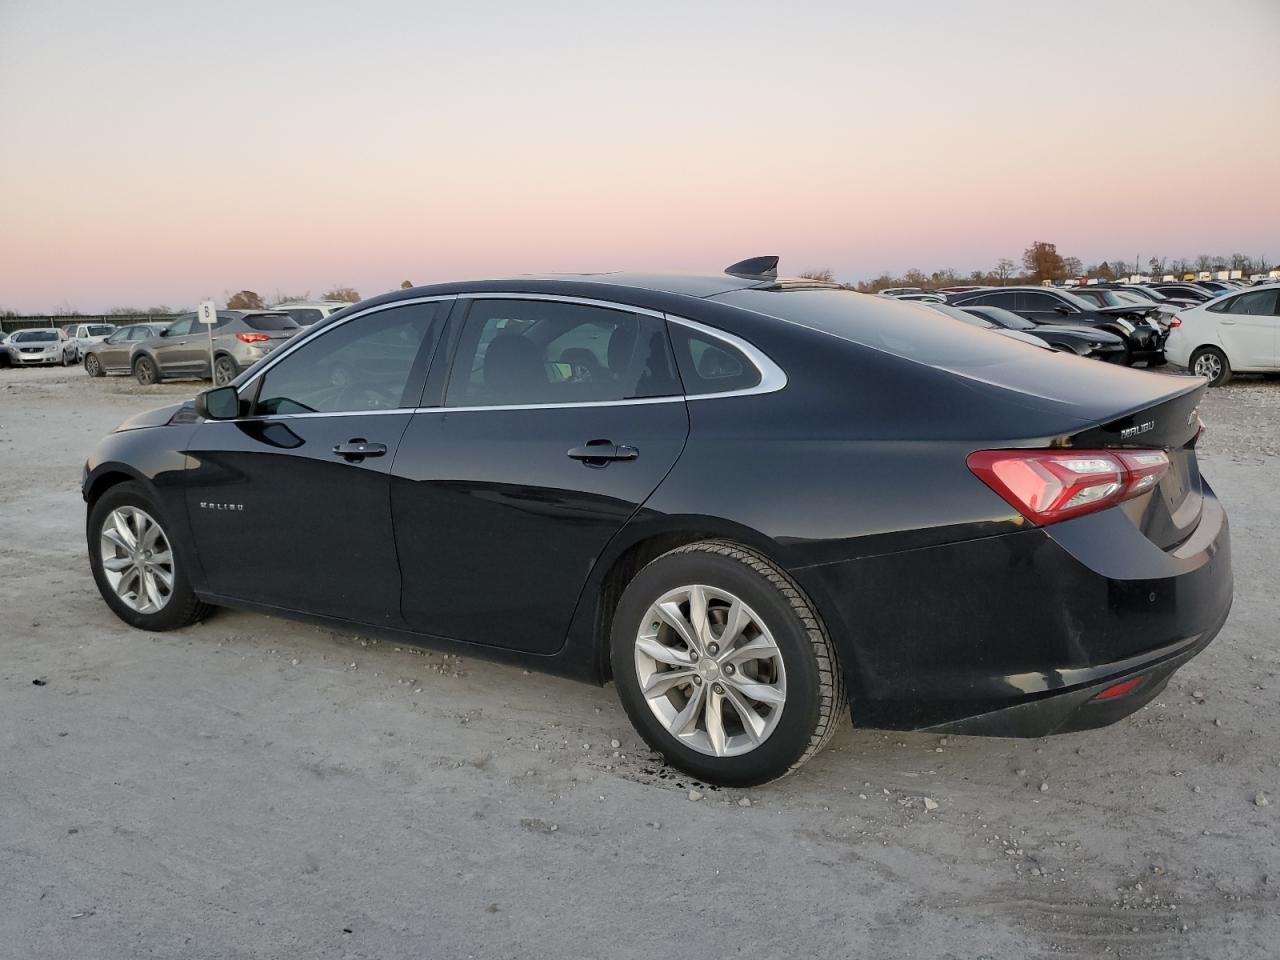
xmin=131 ymin=311 xmax=300 ymax=385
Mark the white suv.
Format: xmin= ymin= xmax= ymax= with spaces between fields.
xmin=1164 ymin=284 xmax=1279 ymax=385
xmin=62 ymin=322 xmax=117 ymax=362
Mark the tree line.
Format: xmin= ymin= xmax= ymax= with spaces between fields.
xmin=828 ymin=242 xmax=1275 ymax=293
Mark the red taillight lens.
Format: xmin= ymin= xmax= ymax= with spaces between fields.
xmin=1093 ymin=676 xmax=1144 ymax=701
xmin=967 ymin=448 xmax=1170 ymax=525
xmin=1168 ymin=314 xmax=1182 ymax=328
xmin=236 ymin=332 xmax=271 ymax=344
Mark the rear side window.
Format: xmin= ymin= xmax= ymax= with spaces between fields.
xmin=285 ymin=308 xmax=323 ymax=324
xmin=254 ymin=302 xmax=441 ymax=415
xmin=244 ymin=313 xmax=299 ymax=332
xmin=668 ymin=326 xmax=761 ymax=395
xmin=1017 ymin=292 xmax=1066 ymax=311
xmin=1213 ymin=289 xmax=1279 ymax=316
xmin=165 ymin=316 xmax=197 ymax=336
xmin=445 ymin=299 xmax=679 ymax=407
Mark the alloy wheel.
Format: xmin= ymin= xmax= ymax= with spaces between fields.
xmin=98 ymin=506 xmax=175 ymax=614
xmin=634 ymin=584 xmax=787 ymax=758
xmin=213 ymin=356 xmax=237 ymax=386
xmin=85 ymin=354 xmax=100 ymax=376
xmin=136 ymin=359 xmax=156 ymax=384
xmin=1193 ymin=352 xmax=1223 ymax=381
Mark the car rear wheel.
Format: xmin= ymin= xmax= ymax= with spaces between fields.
xmin=611 ymin=540 xmax=846 ymax=786
xmin=1191 ymin=346 xmax=1231 ymax=386
xmin=87 ymin=481 xmax=213 ymax=631
xmin=84 ymin=353 xmax=103 ymax=377
xmin=134 ymin=355 xmax=158 ymax=385
xmin=212 ymin=354 xmax=238 ymax=386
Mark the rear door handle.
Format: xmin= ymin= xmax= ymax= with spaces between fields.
xmin=333 ymin=439 xmax=387 ymax=461
xmin=567 ymin=441 xmax=639 ymax=464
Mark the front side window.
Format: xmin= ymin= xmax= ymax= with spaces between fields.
xmin=254 ymin=302 xmax=441 ymax=415
xmin=445 ymin=299 xmax=679 ymax=407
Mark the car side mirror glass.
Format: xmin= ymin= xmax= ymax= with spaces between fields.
xmin=196 ymin=385 xmax=241 ymax=420
xmin=1054 ymin=305 xmax=1071 ymax=314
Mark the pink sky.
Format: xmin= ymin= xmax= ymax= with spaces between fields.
xmin=1 ymin=0 xmax=1277 ymax=312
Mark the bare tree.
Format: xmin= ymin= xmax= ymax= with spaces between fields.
xmin=273 ymin=291 xmax=311 ymax=304
xmin=798 ymin=269 xmax=834 ymax=282
xmin=1062 ymin=257 xmax=1083 ymax=278
xmin=323 ymin=286 xmax=361 ymax=303
xmin=993 ymin=258 xmax=1016 ymax=284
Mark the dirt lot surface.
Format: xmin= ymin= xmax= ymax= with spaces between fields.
xmin=2 ymin=365 xmax=1277 ymax=959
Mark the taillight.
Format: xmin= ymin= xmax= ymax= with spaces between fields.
xmin=967 ymin=448 xmax=1170 ymax=525
xmin=236 ymin=332 xmax=271 ymax=344
xmin=1168 ymin=314 xmax=1182 ymax=328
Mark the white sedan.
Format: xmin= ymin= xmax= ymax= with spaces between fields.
xmin=1164 ymin=284 xmax=1279 ymax=385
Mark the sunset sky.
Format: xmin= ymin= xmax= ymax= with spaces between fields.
xmin=1 ymin=0 xmax=1277 ymax=312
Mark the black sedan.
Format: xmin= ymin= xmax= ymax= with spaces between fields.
xmin=947 ymin=286 xmax=1166 ymax=365
xmin=955 ymin=304 xmax=1128 ymax=361
xmin=82 ymin=259 xmax=1233 ymax=786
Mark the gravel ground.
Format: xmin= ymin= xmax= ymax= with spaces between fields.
xmin=2 ymin=365 xmax=1277 ymax=959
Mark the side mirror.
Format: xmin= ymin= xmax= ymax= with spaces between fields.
xmin=195 ymin=385 xmax=241 ymax=420
xmin=1054 ymin=305 xmax=1071 ymax=315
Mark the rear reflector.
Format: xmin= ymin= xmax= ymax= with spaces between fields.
xmin=967 ymin=448 xmax=1170 ymax=525
xmin=1093 ymin=676 xmax=1144 ymax=701
xmin=236 ymin=332 xmax=271 ymax=344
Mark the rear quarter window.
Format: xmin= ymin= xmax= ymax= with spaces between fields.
xmin=669 ymin=326 xmax=761 ymax=395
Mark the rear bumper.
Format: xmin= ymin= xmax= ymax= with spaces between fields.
xmin=921 ymin=604 xmax=1227 ymax=737
xmin=794 ymin=484 xmax=1232 ymax=734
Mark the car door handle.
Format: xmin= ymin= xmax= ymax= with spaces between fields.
xmin=567 ymin=441 xmax=639 ymax=464
xmin=333 ymin=439 xmax=387 ymax=461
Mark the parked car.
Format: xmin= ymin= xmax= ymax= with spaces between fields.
xmin=878 ymin=287 xmax=927 ymax=298
xmin=273 ymin=301 xmax=351 ymax=327
xmin=82 ymin=323 xmax=168 ymax=378
xmin=922 ymin=303 xmax=1053 ymax=349
xmin=956 ymin=304 xmax=1128 ymax=361
xmin=1164 ymin=283 xmax=1280 ymax=386
xmin=131 ymin=310 xmax=301 ymax=386
xmin=5 ymin=327 xmax=77 ymax=366
xmin=1069 ymin=287 xmax=1178 ymax=329
xmin=0 ymin=331 xmax=9 ymax=368
xmin=1149 ymin=283 xmax=1213 ymax=303
xmin=61 ymin=322 xmax=117 ymax=362
xmin=894 ymin=292 xmax=946 ymax=303
xmin=947 ymin=286 xmax=1166 ymax=365
xmin=1110 ymin=284 xmax=1200 ymax=310
xmin=83 ymin=259 xmax=1232 ymax=786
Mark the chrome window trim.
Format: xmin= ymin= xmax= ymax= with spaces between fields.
xmin=217 ymin=290 xmax=786 ymax=422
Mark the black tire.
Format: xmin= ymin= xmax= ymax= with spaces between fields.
xmin=134 ymin=355 xmax=158 ymax=385
xmin=1190 ymin=346 xmax=1231 ymax=387
xmin=610 ymin=540 xmax=847 ymax=786
xmin=212 ymin=354 xmax=238 ymax=386
xmin=87 ymin=481 xmax=213 ymax=631
xmin=84 ymin=353 xmax=104 ymax=377
xmin=61 ymin=349 xmax=72 ymax=367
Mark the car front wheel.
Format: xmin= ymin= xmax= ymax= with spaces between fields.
xmin=611 ymin=540 xmax=846 ymax=786
xmin=1191 ymin=346 xmax=1231 ymax=386
xmin=87 ymin=481 xmax=212 ymax=631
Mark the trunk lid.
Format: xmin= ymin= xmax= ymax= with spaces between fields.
xmin=1065 ymin=382 xmax=1206 ymax=550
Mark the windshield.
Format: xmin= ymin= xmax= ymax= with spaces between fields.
xmin=14 ymin=329 xmax=57 ymax=342
xmin=713 ymin=288 xmax=1042 ymax=370
xmin=972 ymin=306 xmax=1035 ymax=330
xmin=244 ymin=313 xmax=300 ymax=332
xmin=87 ymin=325 xmax=114 ymax=336
xmin=926 ymin=302 xmax=996 ymax=329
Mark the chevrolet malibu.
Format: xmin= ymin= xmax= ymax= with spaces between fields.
xmin=83 ymin=259 xmax=1233 ymax=785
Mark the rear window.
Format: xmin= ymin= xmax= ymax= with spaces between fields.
xmin=244 ymin=313 xmax=299 ymax=332
xmin=712 ymin=288 xmax=1038 ymax=369
xmin=284 ymin=308 xmax=324 ymax=324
